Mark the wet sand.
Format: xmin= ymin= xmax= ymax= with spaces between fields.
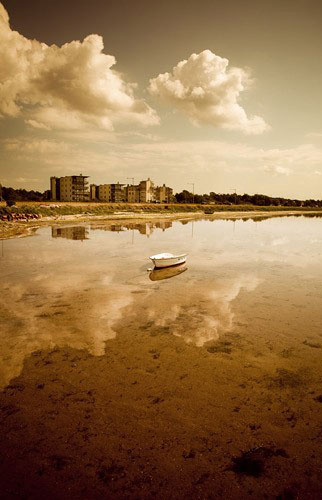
xmin=1 ymin=218 xmax=322 ymax=498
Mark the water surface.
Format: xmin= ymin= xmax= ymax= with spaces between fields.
xmin=1 ymin=216 xmax=322 ymax=498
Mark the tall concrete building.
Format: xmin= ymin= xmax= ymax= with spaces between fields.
xmin=50 ymin=177 xmax=60 ymax=201
xmin=50 ymin=175 xmax=89 ymax=202
xmin=155 ymin=184 xmax=173 ymax=203
xmin=139 ymin=178 xmax=155 ymax=202
xmin=110 ymin=183 xmax=126 ymax=202
xmin=126 ymin=184 xmax=140 ymax=203
xmin=90 ymin=184 xmax=99 ymax=201
xmin=98 ymin=184 xmax=112 ymax=202
xmin=90 ymin=182 xmax=126 ymax=202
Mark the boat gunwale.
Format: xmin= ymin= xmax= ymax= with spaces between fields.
xmin=149 ymin=252 xmax=187 ymax=261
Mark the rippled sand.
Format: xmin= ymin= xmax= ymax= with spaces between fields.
xmin=1 ymin=216 xmax=322 ymax=498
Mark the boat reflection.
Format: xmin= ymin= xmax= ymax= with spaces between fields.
xmin=149 ymin=263 xmax=187 ymax=281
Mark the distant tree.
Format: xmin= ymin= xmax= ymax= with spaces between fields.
xmin=175 ymin=190 xmax=193 ymax=203
xmin=2 ymin=186 xmax=46 ymax=202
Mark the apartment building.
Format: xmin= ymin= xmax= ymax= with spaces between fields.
xmin=155 ymin=184 xmax=173 ymax=203
xmin=111 ymin=183 xmax=126 ymax=202
xmin=98 ymin=184 xmax=112 ymax=202
xmin=50 ymin=175 xmax=89 ymax=202
xmin=90 ymin=184 xmax=98 ymax=200
xmin=90 ymin=182 xmax=126 ymax=202
xmin=50 ymin=177 xmax=60 ymax=201
xmin=126 ymin=184 xmax=140 ymax=203
xmin=139 ymin=178 xmax=155 ymax=202
xmin=52 ymin=175 xmax=173 ymax=204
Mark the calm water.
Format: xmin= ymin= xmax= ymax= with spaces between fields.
xmin=1 ymin=215 xmax=322 ymax=498
xmin=1 ymin=215 xmax=322 ymax=388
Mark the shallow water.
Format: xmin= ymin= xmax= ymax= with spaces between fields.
xmin=1 ymin=215 xmax=322 ymax=498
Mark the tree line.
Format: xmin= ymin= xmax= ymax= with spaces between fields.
xmin=0 ymin=186 xmax=50 ymax=202
xmin=174 ymin=190 xmax=322 ymax=207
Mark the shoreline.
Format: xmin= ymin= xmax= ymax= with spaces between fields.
xmin=1 ymin=209 xmax=321 ymax=240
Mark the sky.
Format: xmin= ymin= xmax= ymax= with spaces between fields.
xmin=0 ymin=0 xmax=322 ymax=199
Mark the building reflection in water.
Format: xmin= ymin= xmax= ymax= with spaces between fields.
xmin=51 ymin=226 xmax=89 ymax=241
xmin=50 ymin=221 xmax=173 ymax=241
xmin=49 ymin=215 xmax=322 ymax=243
xmin=90 ymin=221 xmax=173 ymax=237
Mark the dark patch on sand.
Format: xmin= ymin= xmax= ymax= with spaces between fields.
xmin=230 ymin=446 xmax=289 ymax=477
xmin=4 ymin=383 xmax=25 ymax=393
xmin=47 ymin=454 xmax=70 ymax=471
xmin=0 ymin=403 xmax=20 ymax=418
xmin=182 ymin=449 xmax=196 ymax=459
xmin=97 ymin=463 xmax=126 ymax=484
xmin=303 ymin=340 xmax=321 ymax=349
xmin=276 ymin=486 xmax=298 ymax=500
xmin=280 ymin=348 xmax=295 ymax=359
xmin=206 ymin=341 xmax=232 ymax=354
xmin=267 ymin=369 xmax=303 ymax=389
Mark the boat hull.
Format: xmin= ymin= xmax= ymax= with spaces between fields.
xmin=151 ymin=256 xmax=187 ymax=268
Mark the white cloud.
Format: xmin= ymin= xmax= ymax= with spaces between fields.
xmin=119 ymin=140 xmax=322 ymax=174
xmin=3 ymin=138 xmax=69 ymax=154
xmin=263 ymin=165 xmax=291 ymax=176
xmin=15 ymin=177 xmax=40 ymax=183
xmin=149 ymin=49 xmax=269 ymax=134
xmin=25 ymin=119 xmax=51 ymax=130
xmin=3 ymin=134 xmax=322 ymax=198
xmin=0 ymin=3 xmax=159 ymax=131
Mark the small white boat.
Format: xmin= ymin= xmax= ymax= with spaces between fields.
xmin=149 ymin=252 xmax=187 ymax=268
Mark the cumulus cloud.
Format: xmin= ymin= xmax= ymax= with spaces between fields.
xmin=263 ymin=165 xmax=291 ymax=176
xmin=0 ymin=3 xmax=159 ymax=130
xmin=149 ymin=49 xmax=269 ymax=134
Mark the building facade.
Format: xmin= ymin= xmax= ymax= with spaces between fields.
xmin=110 ymin=183 xmax=126 ymax=202
xmin=139 ymin=178 xmax=155 ymax=203
xmin=90 ymin=182 xmax=126 ymax=202
xmin=50 ymin=175 xmax=89 ymax=202
xmin=50 ymin=177 xmax=60 ymax=201
xmin=90 ymin=184 xmax=99 ymax=201
xmin=126 ymin=185 xmax=140 ymax=203
xmin=98 ymin=184 xmax=112 ymax=202
xmin=154 ymin=184 xmax=173 ymax=203
xmin=52 ymin=176 xmax=173 ymax=203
